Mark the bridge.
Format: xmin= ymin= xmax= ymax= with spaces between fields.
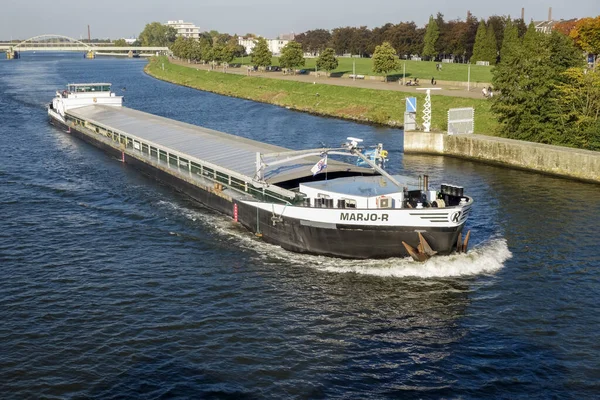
xmin=2 ymin=34 xmax=170 ymax=59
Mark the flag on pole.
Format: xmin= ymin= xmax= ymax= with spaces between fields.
xmin=310 ymin=155 xmax=327 ymax=176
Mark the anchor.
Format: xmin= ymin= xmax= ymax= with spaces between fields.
xmin=402 ymin=230 xmax=471 ymax=262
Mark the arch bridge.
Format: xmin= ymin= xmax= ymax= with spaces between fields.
xmin=2 ymin=34 xmax=170 ymax=59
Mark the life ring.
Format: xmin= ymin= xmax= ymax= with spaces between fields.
xmin=93 ymin=97 xmax=97 ymax=103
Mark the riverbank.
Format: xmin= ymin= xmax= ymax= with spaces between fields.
xmin=404 ymin=131 xmax=600 ymax=183
xmin=145 ymin=57 xmax=497 ymax=132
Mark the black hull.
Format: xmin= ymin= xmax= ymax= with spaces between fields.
xmin=50 ymin=116 xmax=463 ymax=259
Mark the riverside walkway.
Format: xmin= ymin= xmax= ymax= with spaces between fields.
xmin=170 ymin=59 xmax=489 ymax=100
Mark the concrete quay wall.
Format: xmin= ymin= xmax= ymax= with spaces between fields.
xmin=404 ymin=132 xmax=600 ymax=183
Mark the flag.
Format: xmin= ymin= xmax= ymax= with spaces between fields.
xmin=311 ymin=155 xmax=327 ymax=176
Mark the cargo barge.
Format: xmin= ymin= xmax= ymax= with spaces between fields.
xmin=48 ymin=83 xmax=473 ymax=260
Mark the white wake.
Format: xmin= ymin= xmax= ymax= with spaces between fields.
xmin=157 ymin=200 xmax=511 ymax=278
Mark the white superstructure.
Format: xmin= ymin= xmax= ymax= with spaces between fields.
xmin=48 ymin=83 xmax=122 ymax=124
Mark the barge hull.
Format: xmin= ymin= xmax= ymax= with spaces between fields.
xmin=50 ymin=115 xmax=463 ymax=259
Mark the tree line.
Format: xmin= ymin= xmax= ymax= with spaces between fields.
xmin=491 ymin=20 xmax=599 ymax=150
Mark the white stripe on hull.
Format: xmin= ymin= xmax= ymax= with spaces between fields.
xmin=241 ymin=200 xmax=472 ymax=228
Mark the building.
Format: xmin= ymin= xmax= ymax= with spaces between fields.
xmin=165 ymin=20 xmax=200 ymax=40
xmin=238 ymin=36 xmax=290 ymax=56
xmin=533 ymin=20 xmax=559 ymax=34
xmin=532 ymin=7 xmax=575 ymax=35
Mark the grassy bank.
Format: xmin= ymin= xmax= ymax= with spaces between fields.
xmin=233 ymin=57 xmax=493 ymax=83
xmin=146 ymin=57 xmax=497 ymax=133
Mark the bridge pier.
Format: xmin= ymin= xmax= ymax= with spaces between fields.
xmin=85 ymin=50 xmax=95 ymax=59
xmin=6 ymin=49 xmax=19 ymax=60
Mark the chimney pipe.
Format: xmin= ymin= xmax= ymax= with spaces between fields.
xmin=548 ymin=7 xmax=552 ymax=21
xmin=87 ymin=25 xmax=91 ymax=43
xmin=521 ymin=7 xmax=525 ymax=21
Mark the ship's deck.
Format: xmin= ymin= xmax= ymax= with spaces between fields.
xmin=67 ymin=105 xmax=373 ymax=184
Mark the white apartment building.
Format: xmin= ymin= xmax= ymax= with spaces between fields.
xmin=166 ymin=20 xmax=200 ymax=40
xmin=238 ymin=37 xmax=289 ymax=56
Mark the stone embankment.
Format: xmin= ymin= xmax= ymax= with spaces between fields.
xmin=404 ymin=132 xmax=600 ymax=183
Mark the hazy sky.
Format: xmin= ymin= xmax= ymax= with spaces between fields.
xmin=1 ymin=0 xmax=597 ymax=41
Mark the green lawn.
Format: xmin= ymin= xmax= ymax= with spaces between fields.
xmin=147 ymin=57 xmax=497 ymax=134
xmin=233 ymin=56 xmax=493 ymax=83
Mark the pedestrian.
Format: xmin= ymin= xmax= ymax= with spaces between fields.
xmin=431 ymin=77 xmax=435 ymax=85
xmin=482 ymin=87 xmax=488 ymax=98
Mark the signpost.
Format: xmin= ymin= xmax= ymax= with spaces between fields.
xmin=404 ymin=97 xmax=417 ymax=131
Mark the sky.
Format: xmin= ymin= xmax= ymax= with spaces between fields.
xmin=1 ymin=0 xmax=597 ymax=41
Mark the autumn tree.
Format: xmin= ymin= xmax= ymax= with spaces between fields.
xmin=372 ymin=41 xmax=399 ymax=82
xmin=422 ymin=15 xmax=439 ymax=59
xmin=316 ymin=48 xmax=338 ymax=76
xmin=250 ymin=37 xmax=272 ymax=69
xmin=279 ymin=41 xmax=305 ymax=72
xmin=570 ymin=16 xmax=600 ymax=56
xmin=553 ymin=19 xmax=578 ymax=36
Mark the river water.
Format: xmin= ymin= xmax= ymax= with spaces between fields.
xmin=1 ymin=53 xmax=599 ymax=399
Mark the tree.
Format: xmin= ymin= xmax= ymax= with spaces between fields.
xmin=491 ymin=23 xmax=582 ymax=144
xmin=139 ymin=22 xmax=177 ymax=47
xmin=422 ymin=15 xmax=439 ymax=59
xmin=211 ymin=43 xmax=234 ymax=64
xmin=331 ymin=27 xmax=354 ymax=55
xmin=486 ymin=15 xmax=507 ymax=52
xmin=189 ymin=40 xmax=203 ymax=62
xmin=556 ymin=67 xmax=600 ymax=150
xmin=350 ymin=26 xmax=372 ymax=57
xmin=279 ymin=41 xmax=305 ymax=73
xmin=500 ymin=18 xmax=519 ymax=62
xmin=316 ymin=48 xmax=338 ymax=76
xmin=471 ymin=20 xmax=488 ymax=63
xmin=483 ymin=23 xmax=498 ymax=65
xmin=372 ymin=41 xmax=399 ymax=82
xmin=570 ymin=16 xmax=600 ymax=56
xmin=434 ymin=12 xmax=450 ymax=58
xmin=553 ymin=19 xmax=578 ymax=36
xmin=250 ymin=37 xmax=272 ymax=69
xmin=296 ymin=29 xmax=332 ymax=55
xmin=387 ymin=22 xmax=422 ymax=58
xmin=463 ymin=12 xmax=480 ymax=60
xmin=171 ymin=37 xmax=194 ymax=60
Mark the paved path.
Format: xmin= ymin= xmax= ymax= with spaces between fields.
xmin=171 ymin=59 xmax=489 ymax=100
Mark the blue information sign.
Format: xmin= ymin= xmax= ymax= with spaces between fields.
xmin=406 ymin=97 xmax=417 ymax=113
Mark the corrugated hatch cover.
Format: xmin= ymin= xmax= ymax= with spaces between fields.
xmin=67 ymin=105 xmax=373 ymax=184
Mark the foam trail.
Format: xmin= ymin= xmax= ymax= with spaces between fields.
xmin=157 ymin=200 xmax=511 ymax=278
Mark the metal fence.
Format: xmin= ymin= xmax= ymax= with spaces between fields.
xmin=448 ymin=107 xmax=474 ymax=135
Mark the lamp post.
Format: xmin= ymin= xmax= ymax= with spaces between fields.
xmin=467 ymin=63 xmax=471 ymax=92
